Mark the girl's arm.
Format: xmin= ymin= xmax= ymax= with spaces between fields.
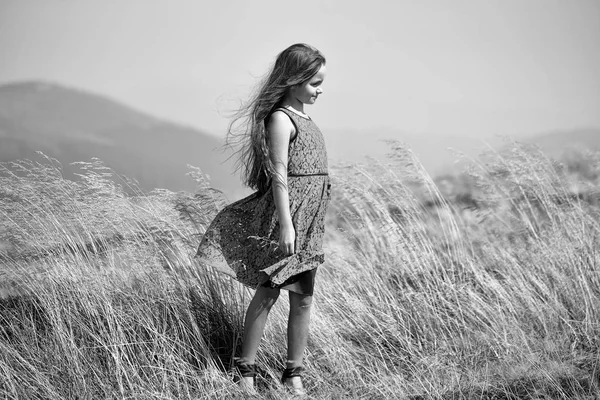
xmin=266 ymin=111 xmax=296 ymax=255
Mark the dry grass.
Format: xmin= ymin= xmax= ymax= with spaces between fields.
xmin=1 ymin=144 xmax=599 ymax=399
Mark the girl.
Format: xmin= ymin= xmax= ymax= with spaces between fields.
xmin=195 ymin=43 xmax=330 ymax=395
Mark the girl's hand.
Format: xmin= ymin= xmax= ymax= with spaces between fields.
xmin=279 ymin=223 xmax=296 ymax=256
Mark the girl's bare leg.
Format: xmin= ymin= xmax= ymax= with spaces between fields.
xmin=286 ymin=292 xmax=313 ymax=368
xmin=240 ymin=286 xmax=281 ymax=365
xmin=284 ymin=291 xmax=312 ymax=395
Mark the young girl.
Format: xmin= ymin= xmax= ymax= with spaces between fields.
xmin=195 ymin=43 xmax=330 ymax=395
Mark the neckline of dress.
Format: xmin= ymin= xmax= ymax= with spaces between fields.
xmin=283 ymin=105 xmax=311 ymax=120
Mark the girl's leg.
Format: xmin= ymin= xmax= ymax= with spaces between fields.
xmin=286 ymin=292 xmax=313 ymax=368
xmin=239 ymin=286 xmax=281 ymax=365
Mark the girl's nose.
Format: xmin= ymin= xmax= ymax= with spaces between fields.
xmin=317 ymin=87 xmax=323 ymax=94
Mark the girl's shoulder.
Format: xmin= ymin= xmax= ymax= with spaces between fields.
xmin=268 ymin=107 xmax=300 ymax=123
xmin=269 ymin=107 xmax=292 ymax=120
xmin=266 ymin=109 xmax=297 ymax=140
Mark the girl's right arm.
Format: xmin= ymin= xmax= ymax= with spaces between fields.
xmin=266 ymin=111 xmax=296 ymax=255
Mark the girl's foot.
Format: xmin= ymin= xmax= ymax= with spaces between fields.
xmin=238 ymin=376 xmax=256 ymax=394
xmin=235 ymin=359 xmax=257 ymax=395
xmin=281 ymin=366 xmax=306 ymax=396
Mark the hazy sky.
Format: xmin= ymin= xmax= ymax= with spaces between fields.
xmin=1 ymin=0 xmax=599 ymax=139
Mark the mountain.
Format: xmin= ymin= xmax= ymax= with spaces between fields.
xmin=325 ymin=127 xmax=507 ymax=175
xmin=525 ymin=128 xmax=600 ymax=156
xmin=0 ymin=81 xmax=243 ymax=199
xmin=325 ymin=127 xmax=600 ymax=175
xmin=2 ymin=81 xmax=595 ymax=197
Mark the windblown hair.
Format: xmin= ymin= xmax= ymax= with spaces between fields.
xmin=227 ymin=43 xmax=326 ymax=194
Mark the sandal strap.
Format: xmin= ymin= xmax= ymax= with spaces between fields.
xmin=281 ymin=366 xmax=304 ymax=382
xmin=235 ymin=359 xmax=256 ymax=378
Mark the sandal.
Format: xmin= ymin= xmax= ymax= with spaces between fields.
xmin=281 ymin=366 xmax=306 ymax=396
xmin=234 ymin=359 xmax=257 ymax=394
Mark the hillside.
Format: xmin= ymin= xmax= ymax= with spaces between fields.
xmin=2 ymin=130 xmax=599 ymax=398
xmin=0 ymin=81 xmax=242 ymax=199
xmin=326 ymin=126 xmax=600 ymax=175
xmin=1 ymin=81 xmax=596 ymax=199
xmin=525 ymin=128 xmax=600 ymax=155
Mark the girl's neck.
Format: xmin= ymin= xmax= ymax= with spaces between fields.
xmin=281 ymin=104 xmax=310 ymax=120
xmin=281 ymin=96 xmax=305 ymax=114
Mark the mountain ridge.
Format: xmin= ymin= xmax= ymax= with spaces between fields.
xmin=324 ymin=126 xmax=600 ymax=175
xmin=1 ymin=81 xmax=597 ymax=197
xmin=0 ymin=81 xmax=243 ymax=200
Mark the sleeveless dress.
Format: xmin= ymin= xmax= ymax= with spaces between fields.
xmin=195 ymin=108 xmax=331 ymax=295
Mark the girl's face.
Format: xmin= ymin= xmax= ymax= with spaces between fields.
xmin=290 ymin=64 xmax=327 ymax=105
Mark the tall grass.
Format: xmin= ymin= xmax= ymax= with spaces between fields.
xmin=1 ymin=145 xmax=599 ymax=399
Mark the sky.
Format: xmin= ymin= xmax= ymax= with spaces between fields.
xmin=1 ymin=0 xmax=599 ymax=140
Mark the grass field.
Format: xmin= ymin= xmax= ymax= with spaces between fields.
xmin=1 ymin=143 xmax=599 ymax=399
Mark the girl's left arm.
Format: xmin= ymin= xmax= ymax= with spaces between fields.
xmin=266 ymin=111 xmax=296 ymax=255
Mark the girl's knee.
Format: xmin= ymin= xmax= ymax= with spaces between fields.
xmin=290 ymin=292 xmax=313 ymax=310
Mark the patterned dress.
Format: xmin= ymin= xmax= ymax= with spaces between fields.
xmin=195 ymin=107 xmax=331 ymax=295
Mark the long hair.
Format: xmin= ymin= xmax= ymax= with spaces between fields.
xmin=227 ymin=43 xmax=326 ymax=193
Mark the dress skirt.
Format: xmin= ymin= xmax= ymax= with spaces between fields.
xmin=195 ymin=175 xmax=331 ymax=295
